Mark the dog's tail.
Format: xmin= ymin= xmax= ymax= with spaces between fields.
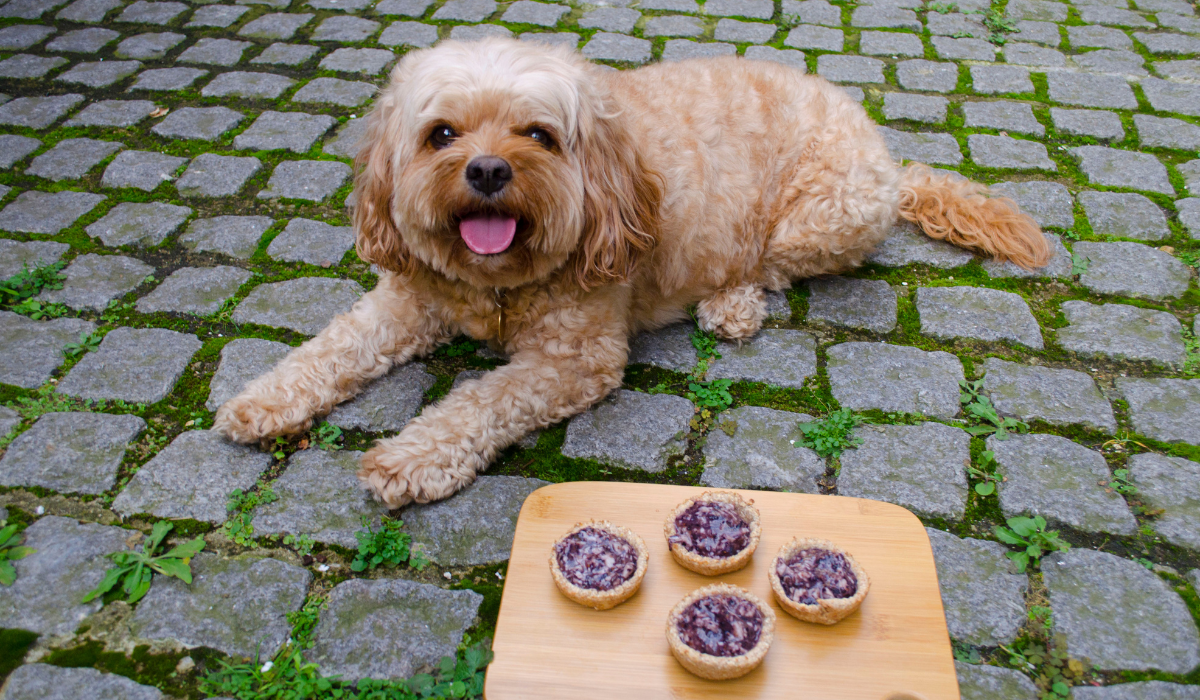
xmin=897 ymin=163 xmax=1050 ymax=270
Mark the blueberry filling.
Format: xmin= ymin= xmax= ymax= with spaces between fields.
xmin=775 ymin=548 xmax=859 ymax=605
xmin=668 ymin=500 xmax=751 ymax=558
xmin=554 ymin=527 xmax=638 ymax=591
xmin=676 ymin=595 xmax=764 ymax=657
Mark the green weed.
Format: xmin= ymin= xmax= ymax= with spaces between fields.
xmin=796 ymin=408 xmax=864 ymax=458
xmin=83 ymin=521 xmax=205 ymax=604
xmin=1183 ymin=327 xmax=1199 ymax=377
xmin=686 ymin=378 xmax=733 ymax=411
xmin=1001 ymin=636 xmax=1090 ymax=700
xmin=965 ymin=449 xmax=1005 ymax=496
xmin=924 ymin=0 xmax=958 ymax=12
xmin=975 ymin=7 xmax=1017 ymax=44
xmin=283 ymin=533 xmax=316 ymax=557
xmin=224 ymin=487 xmax=279 ymax=547
xmin=689 ymin=326 xmax=720 ymax=362
xmin=10 ymin=298 xmax=68 ymax=319
xmin=1100 ymin=468 xmax=1137 ymax=495
xmin=960 ymin=379 xmax=1029 ymax=440
xmin=311 ymin=422 xmax=344 ymax=451
xmin=1070 ymin=253 xmax=1089 ymax=277
xmin=0 ymin=261 xmax=65 ymax=305
xmin=0 ymin=520 xmax=35 ymax=587
xmin=994 ymin=515 xmax=1071 ymax=572
xmin=351 ymin=516 xmax=430 ymax=572
xmin=63 ymin=331 xmax=102 ymax=359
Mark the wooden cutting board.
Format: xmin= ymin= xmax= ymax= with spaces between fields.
xmin=484 ymin=482 xmax=960 ymax=700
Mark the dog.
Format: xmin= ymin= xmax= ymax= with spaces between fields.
xmin=213 ymin=37 xmax=1050 ymax=508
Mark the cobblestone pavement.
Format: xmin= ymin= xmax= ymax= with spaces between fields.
xmin=0 ymin=0 xmax=1198 ymax=694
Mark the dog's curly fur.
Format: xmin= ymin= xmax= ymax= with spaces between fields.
xmin=213 ymin=38 xmax=1049 ymax=508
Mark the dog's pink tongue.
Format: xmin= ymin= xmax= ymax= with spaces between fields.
xmin=460 ymin=215 xmax=517 ymax=255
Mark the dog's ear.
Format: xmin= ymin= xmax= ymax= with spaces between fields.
xmin=573 ymin=99 xmax=661 ymax=290
xmin=353 ymin=108 xmax=412 ymax=274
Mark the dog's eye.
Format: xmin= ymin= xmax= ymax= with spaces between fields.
xmin=430 ymin=125 xmax=457 ymax=149
xmin=527 ymin=128 xmax=554 ymax=149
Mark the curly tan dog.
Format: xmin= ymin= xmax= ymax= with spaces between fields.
xmin=214 ymin=38 xmax=1048 ymax=508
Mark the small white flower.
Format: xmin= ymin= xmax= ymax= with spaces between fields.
xmin=35 ymin=506 xmax=45 ymax=515
xmin=789 ymin=440 xmax=795 ymax=444
xmin=316 ymin=563 xmax=329 ymax=572
xmin=443 ymin=571 xmax=452 ymax=579
xmin=260 ymin=661 xmax=274 ymax=674
xmin=901 ymin=282 xmax=908 ymax=286
xmin=496 ymin=572 xmax=504 ymax=580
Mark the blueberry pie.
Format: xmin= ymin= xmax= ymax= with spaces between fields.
xmin=769 ymin=537 xmax=869 ymax=625
xmin=550 ymin=520 xmax=649 ymax=610
xmin=664 ymin=491 xmax=760 ymax=575
xmin=666 ymin=583 xmax=775 ymax=680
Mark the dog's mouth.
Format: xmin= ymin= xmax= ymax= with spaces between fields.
xmin=457 ymin=210 xmax=525 ymax=256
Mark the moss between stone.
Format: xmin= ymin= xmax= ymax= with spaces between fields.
xmin=0 ymin=628 xmax=39 ymax=686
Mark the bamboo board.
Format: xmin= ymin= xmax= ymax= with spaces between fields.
xmin=484 ymin=482 xmax=960 ymax=700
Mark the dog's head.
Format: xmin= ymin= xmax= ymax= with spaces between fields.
xmin=354 ymin=38 xmax=661 ymax=290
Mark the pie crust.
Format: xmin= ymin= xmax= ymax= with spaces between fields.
xmin=666 ymin=583 xmax=776 ymax=680
xmin=664 ymin=491 xmax=761 ymax=575
xmin=769 ymin=537 xmax=870 ymax=625
xmin=549 ymin=520 xmax=649 ymax=610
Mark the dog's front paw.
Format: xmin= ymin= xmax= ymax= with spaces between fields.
xmin=212 ymin=393 xmax=314 ymax=444
xmin=358 ymin=434 xmax=476 ymax=508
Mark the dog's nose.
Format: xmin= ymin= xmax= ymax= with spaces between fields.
xmin=465 ymin=156 xmax=512 ymax=196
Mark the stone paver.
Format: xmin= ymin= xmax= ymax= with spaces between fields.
xmin=868 ymin=221 xmax=975 ymax=268
xmin=177 ymin=218 xmax=272 ymax=264
xmin=927 ymin=529 xmax=1027 ymax=646
xmin=990 ymin=181 xmax=1074 ymax=231
xmin=1136 ymin=114 xmax=1200 ymax=151
xmin=0 ymin=664 xmax=164 ymax=700
xmin=971 ymin=64 xmax=1033 ymax=94
xmin=267 ymin=217 xmax=354 ymax=267
xmin=1073 ymin=684 xmax=1200 ymax=700
xmin=982 ymin=357 xmax=1116 ymax=433
xmin=116 ymin=31 xmax=184 ymax=59
xmin=234 ymin=110 xmax=337 ymax=153
xmin=807 ymin=276 xmax=897 ymax=333
xmin=838 ymin=422 xmax=971 ymax=519
xmin=293 ymin=77 xmax=375 ymax=107
xmin=0 ymin=311 xmax=94 ymax=388
xmin=1072 ymin=146 xmax=1174 ymax=196
xmin=258 ymin=160 xmax=351 ymax=202
xmin=1079 ymin=191 xmax=1170 ymax=241
xmin=254 ymin=449 xmax=387 ymax=548
xmin=238 ymin=12 xmax=313 ymax=40
xmin=0 ymin=238 xmax=68 ymax=279
xmin=883 ymin=93 xmax=947 ymax=124
xmin=955 ymin=662 xmax=1040 ymax=700
xmin=1072 ymin=242 xmax=1191 ymax=300
xmin=561 ymin=389 xmax=693 ymax=472
xmin=1057 ymin=300 xmax=1186 ymax=367
xmin=175 ymin=153 xmax=261 ymax=198
xmin=916 ymin=286 xmax=1043 ymax=349
xmin=252 ymin=42 xmax=320 ymax=65
xmin=38 ymin=253 xmax=153 ymax=311
xmin=112 ymin=429 xmax=273 ymax=522
xmin=700 ymin=405 xmax=823 ymax=492
xmin=401 ymin=475 xmax=549 ymax=566
xmin=0 ymin=189 xmax=105 ymax=234
xmin=1117 ymin=378 xmax=1200 ymax=445
xmin=101 ymin=150 xmax=188 ymax=192
xmin=878 ymin=127 xmax=963 ymax=166
xmin=202 ymin=71 xmax=295 ymax=99
xmin=1043 ymin=548 xmax=1200 ymax=673
xmin=206 ymin=337 xmax=292 ymax=410
xmin=1051 ymin=108 xmax=1125 ymax=141
xmin=827 ymin=342 xmax=964 ymax=419
xmin=990 ymin=433 xmax=1137 ymax=535
xmin=127 ymin=67 xmax=208 ymax=92
xmin=65 ymin=100 xmax=157 ymax=127
xmin=1142 ymin=77 xmax=1200 ymax=117
xmin=136 ymin=265 xmax=251 ymax=315
xmin=152 ymin=106 xmax=244 ymax=141
xmin=57 ymin=326 xmax=202 ymax=403
xmin=627 ymin=323 xmax=696 ymax=372
xmin=582 ymin=32 xmax=652 ymax=63
xmin=129 ymin=553 xmax=310 ymax=658
xmin=968 ymin=134 xmax=1055 ymax=171
xmin=706 ymin=328 xmax=817 ymax=389
xmin=25 ymin=137 xmax=121 ymax=181
xmin=85 ymin=202 xmax=191 ymax=247
xmin=0 ymin=93 xmax=81 ymax=128
xmin=319 ymin=47 xmax=395 ymax=74
xmin=1128 ymin=453 xmax=1200 ymax=551
xmin=326 ymin=362 xmax=436 ymax=432
xmin=232 ymin=276 xmax=363 ymax=335
xmin=0 ymin=412 xmax=144 ymax=494
xmin=0 ymin=516 xmax=129 ymax=635
xmin=306 ymin=579 xmax=483 ymax=682
xmin=0 ymin=134 xmax=41 ymax=168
